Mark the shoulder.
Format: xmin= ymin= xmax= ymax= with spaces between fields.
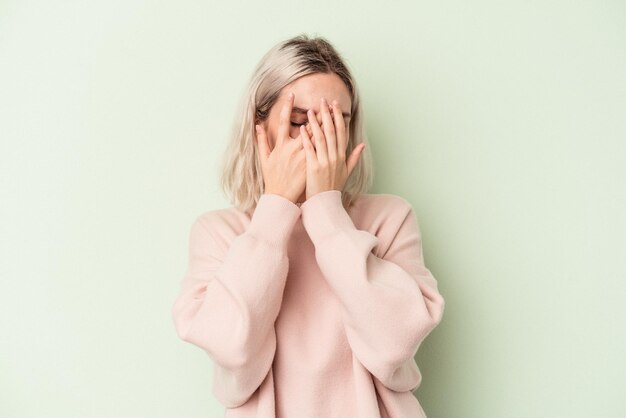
xmin=189 ymin=206 xmax=249 ymax=252
xmin=353 ymin=192 xmax=413 ymax=213
xmin=195 ymin=207 xmax=244 ymax=231
xmin=351 ymin=192 xmax=415 ymax=227
xmin=350 ymin=193 xmax=419 ymax=252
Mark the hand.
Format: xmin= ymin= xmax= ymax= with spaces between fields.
xmin=255 ymin=92 xmax=307 ymax=204
xmin=299 ymin=97 xmax=365 ymax=200
xmin=304 ymin=110 xmax=323 ymax=151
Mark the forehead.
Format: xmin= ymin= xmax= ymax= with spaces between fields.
xmin=282 ymin=72 xmax=352 ymax=116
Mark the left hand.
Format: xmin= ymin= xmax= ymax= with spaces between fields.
xmin=299 ymin=97 xmax=366 ymax=200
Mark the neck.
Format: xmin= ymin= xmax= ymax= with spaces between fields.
xmin=296 ymin=191 xmax=306 ymax=205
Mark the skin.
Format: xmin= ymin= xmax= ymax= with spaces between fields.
xmin=256 ymin=72 xmax=366 ymax=204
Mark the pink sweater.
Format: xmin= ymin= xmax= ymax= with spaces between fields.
xmin=171 ymin=190 xmax=445 ymax=417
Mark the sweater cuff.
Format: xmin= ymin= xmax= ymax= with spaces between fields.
xmin=301 ymin=190 xmax=355 ymax=244
xmin=247 ymin=193 xmax=302 ymax=248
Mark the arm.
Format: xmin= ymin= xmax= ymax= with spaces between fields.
xmin=300 ymin=190 xmax=445 ymax=392
xmin=171 ymin=193 xmax=301 ymax=407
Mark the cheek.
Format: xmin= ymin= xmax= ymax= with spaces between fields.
xmin=289 ymin=126 xmax=301 ymax=138
xmin=267 ymin=127 xmax=277 ymax=150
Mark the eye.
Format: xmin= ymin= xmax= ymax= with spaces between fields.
xmin=290 ymin=121 xmax=305 ymax=127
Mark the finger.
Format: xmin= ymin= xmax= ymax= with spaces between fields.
xmin=276 ymin=92 xmax=294 ymax=147
xmin=346 ymin=143 xmax=365 ymax=176
xmin=300 ymin=125 xmax=316 ymax=164
xmin=332 ymin=100 xmax=347 ymax=159
xmin=304 ymin=123 xmax=316 ymax=151
xmin=320 ymin=97 xmax=337 ymax=163
xmin=307 ymin=109 xmax=328 ymax=164
xmin=256 ymin=124 xmax=270 ymax=164
xmin=299 ymin=122 xmax=312 ymax=147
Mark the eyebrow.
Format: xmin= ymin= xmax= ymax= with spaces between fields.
xmin=292 ymin=106 xmax=351 ymax=118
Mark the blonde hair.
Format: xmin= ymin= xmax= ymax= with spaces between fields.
xmin=219 ymin=33 xmax=374 ymax=215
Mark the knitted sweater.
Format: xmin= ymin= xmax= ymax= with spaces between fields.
xmin=171 ymin=190 xmax=445 ymax=417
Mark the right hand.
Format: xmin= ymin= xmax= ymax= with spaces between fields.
xmin=255 ymin=92 xmax=307 ymax=204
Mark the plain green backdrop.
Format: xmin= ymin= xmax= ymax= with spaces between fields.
xmin=1 ymin=0 xmax=625 ymax=417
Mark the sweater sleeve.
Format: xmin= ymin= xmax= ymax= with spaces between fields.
xmin=300 ymin=190 xmax=445 ymax=392
xmin=171 ymin=193 xmax=301 ymax=408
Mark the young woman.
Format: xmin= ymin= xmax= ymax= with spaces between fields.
xmin=171 ymin=34 xmax=445 ymax=418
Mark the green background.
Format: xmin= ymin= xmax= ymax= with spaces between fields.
xmin=1 ymin=1 xmax=625 ymax=417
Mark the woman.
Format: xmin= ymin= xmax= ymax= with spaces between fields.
xmin=171 ymin=34 xmax=445 ymax=418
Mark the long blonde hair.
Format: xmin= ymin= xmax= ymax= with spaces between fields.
xmin=219 ymin=33 xmax=374 ymax=215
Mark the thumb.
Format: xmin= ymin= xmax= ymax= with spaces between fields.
xmin=346 ymin=143 xmax=365 ymax=176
